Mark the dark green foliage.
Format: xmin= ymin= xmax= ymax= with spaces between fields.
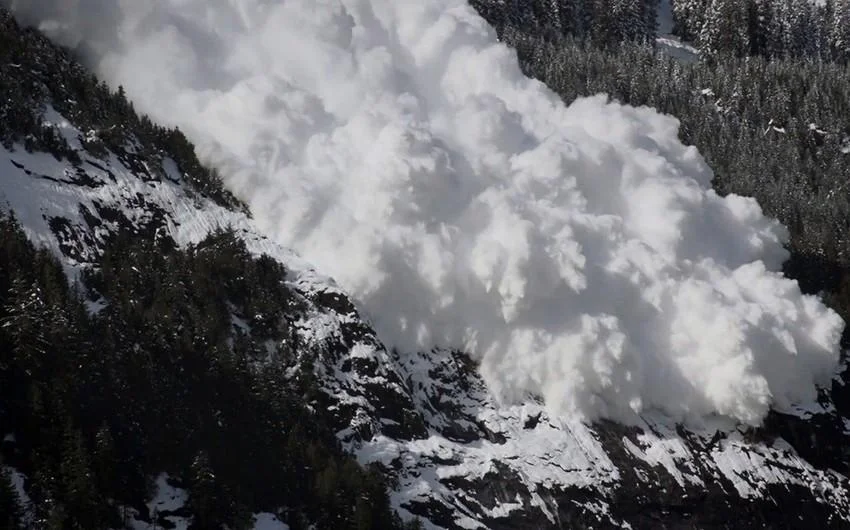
xmin=0 ymin=214 xmax=403 ymax=529
xmin=0 ymin=10 xmax=246 ymax=213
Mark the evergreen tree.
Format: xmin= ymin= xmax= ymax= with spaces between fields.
xmin=1 ymin=279 xmax=52 ymax=378
xmin=747 ymin=0 xmax=773 ymax=56
xmin=641 ymin=0 xmax=660 ymax=39
xmin=187 ymin=451 xmax=219 ymax=530
xmin=831 ymin=0 xmax=850 ymax=61
xmin=92 ymin=425 xmax=118 ymax=498
xmin=671 ymin=0 xmax=709 ymax=41
xmin=699 ymin=0 xmax=750 ymax=58
xmin=668 ymin=0 xmax=845 ymax=62
xmin=589 ymin=0 xmax=618 ymax=45
xmin=58 ymin=428 xmax=101 ymax=529
xmin=613 ymin=0 xmax=644 ymax=42
xmin=790 ymin=0 xmax=816 ymax=57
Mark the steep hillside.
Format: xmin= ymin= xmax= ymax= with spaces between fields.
xmin=1 ymin=3 xmax=850 ymax=530
xmin=0 ymin=11 xmax=412 ymax=529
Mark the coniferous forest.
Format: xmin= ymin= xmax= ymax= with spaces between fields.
xmin=2 ymin=0 xmax=850 ymax=528
xmin=0 ymin=211 xmax=421 ymax=529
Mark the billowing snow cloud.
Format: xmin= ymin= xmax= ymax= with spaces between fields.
xmin=6 ymin=0 xmax=843 ymax=425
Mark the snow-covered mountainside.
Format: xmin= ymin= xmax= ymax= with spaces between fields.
xmin=2 ymin=3 xmax=850 ymax=529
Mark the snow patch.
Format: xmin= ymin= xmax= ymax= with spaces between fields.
xmin=2 ymin=466 xmax=33 ymax=525
xmin=623 ymin=428 xmax=704 ymax=488
xmin=253 ymin=512 xmax=290 ymax=530
xmin=656 ymin=0 xmax=698 ymax=62
xmin=85 ymin=297 xmax=107 ymax=316
xmin=130 ymin=474 xmax=189 ymax=530
xmin=711 ymin=432 xmax=848 ymax=505
xmin=656 ymin=35 xmax=699 ymax=63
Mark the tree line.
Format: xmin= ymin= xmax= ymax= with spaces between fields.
xmin=673 ymin=0 xmax=850 ymax=61
xmin=471 ymin=0 xmax=661 ymax=45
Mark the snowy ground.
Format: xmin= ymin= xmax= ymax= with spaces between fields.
xmin=656 ymin=0 xmax=699 ymax=62
xmin=656 ymin=35 xmax=699 ymax=62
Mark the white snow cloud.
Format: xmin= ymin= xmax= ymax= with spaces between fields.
xmin=6 ymin=0 xmax=843 ymax=425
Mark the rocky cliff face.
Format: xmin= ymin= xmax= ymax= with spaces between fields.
xmin=1 ymin=7 xmax=849 ymax=530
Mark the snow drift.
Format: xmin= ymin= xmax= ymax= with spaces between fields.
xmin=6 ymin=0 xmax=843 ymax=425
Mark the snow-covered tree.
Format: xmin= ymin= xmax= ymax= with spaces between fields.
xmin=699 ymin=0 xmax=750 ymax=57
xmin=671 ymin=0 xmax=710 ymax=41
xmin=746 ymin=0 xmax=774 ymax=56
xmin=831 ymin=0 xmax=850 ymax=61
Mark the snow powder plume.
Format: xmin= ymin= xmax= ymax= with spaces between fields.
xmin=6 ymin=0 xmax=843 ymax=425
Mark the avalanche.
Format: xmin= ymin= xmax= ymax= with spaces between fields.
xmin=6 ymin=0 xmax=843 ymax=425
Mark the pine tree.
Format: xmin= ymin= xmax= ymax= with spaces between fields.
xmin=776 ymin=0 xmax=814 ymax=57
xmin=813 ymin=0 xmax=835 ymax=58
xmin=671 ymin=0 xmax=710 ymax=41
xmin=641 ymin=0 xmax=660 ymax=40
xmin=831 ymin=0 xmax=850 ymax=62
xmin=1 ymin=279 xmax=52 ymax=377
xmin=747 ymin=0 xmax=774 ymax=56
xmin=92 ymin=424 xmax=118 ymax=497
xmin=613 ymin=0 xmax=644 ymax=41
xmin=699 ymin=0 xmax=750 ymax=58
xmin=188 ymin=451 xmax=219 ymax=530
xmin=59 ymin=427 xmax=101 ymax=529
xmin=589 ymin=0 xmax=618 ymax=45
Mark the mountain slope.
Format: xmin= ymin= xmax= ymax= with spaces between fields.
xmin=0 ymin=11 xmax=412 ymax=529
xmin=1 ymin=4 xmax=850 ymax=530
